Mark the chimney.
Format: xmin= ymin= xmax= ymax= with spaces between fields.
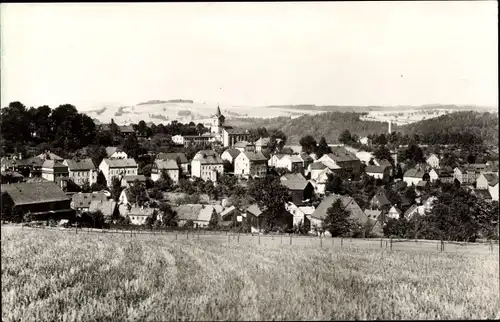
xmin=388 ymin=121 xmax=392 ymax=134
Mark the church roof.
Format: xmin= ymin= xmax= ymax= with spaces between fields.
xmin=216 ymin=105 xmax=222 ymax=117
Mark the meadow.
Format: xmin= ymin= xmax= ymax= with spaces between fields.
xmin=2 ymin=226 xmax=499 ymax=321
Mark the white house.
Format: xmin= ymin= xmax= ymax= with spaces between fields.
xmin=221 ymin=148 xmax=241 ymax=165
xmin=285 ymin=202 xmax=315 ymax=227
xmin=172 ymin=135 xmax=184 ymax=146
xmin=174 ymin=204 xmax=219 ymax=228
xmin=365 ymin=165 xmax=390 ymax=182
xmin=63 ymin=158 xmax=97 ymax=186
xmin=426 ymin=154 xmax=440 ymax=169
xmin=429 ymin=169 xmax=439 ymax=182
xmin=359 ymin=137 xmax=372 ymax=146
xmin=254 ymin=137 xmax=270 ymax=152
xmin=99 ymin=158 xmax=138 ymax=187
xmin=191 ymin=150 xmax=224 ymax=182
xmin=71 ymin=192 xmax=108 ymax=212
xmin=233 ymin=141 xmax=255 ymax=153
xmin=403 ymin=167 xmax=428 ymax=186
xmin=356 ymin=151 xmax=374 ymax=165
xmin=234 ymin=151 xmax=268 ymax=178
xmin=157 ymin=153 xmax=189 ymax=175
xmin=387 ymin=205 xmax=402 ymax=219
xmin=476 ymin=173 xmax=499 ymax=201
xmin=268 ymin=154 xmax=286 ymax=168
xmin=276 ymin=154 xmax=304 ymax=173
xmin=41 ymin=160 xmax=69 ymax=182
xmin=105 ymin=147 xmax=128 ymax=159
xmin=151 ymin=159 xmax=179 ymax=183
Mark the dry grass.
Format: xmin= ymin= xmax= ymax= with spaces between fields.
xmin=2 ymin=226 xmax=499 ymax=321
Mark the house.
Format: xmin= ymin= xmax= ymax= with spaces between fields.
xmin=234 ymin=151 xmax=268 ymax=178
xmin=1 ymin=182 xmax=75 ymax=221
xmin=317 ymin=147 xmax=362 ymax=178
xmin=268 ymin=154 xmax=286 ymax=168
xmin=364 ymin=209 xmax=382 ymax=220
xmin=356 ymin=151 xmax=374 ymax=165
xmin=254 ymin=137 xmax=270 ymax=152
xmin=369 ymin=191 xmax=392 ymax=211
xmin=416 ymin=180 xmax=428 ymax=190
xmin=387 ymin=205 xmax=402 ymax=219
xmin=404 ymin=204 xmax=423 ymax=219
xmin=126 ymin=206 xmax=155 ymax=225
xmin=105 ymin=147 xmax=128 ymax=159
xmin=309 ymin=169 xmax=331 ymax=195
xmin=280 ymin=180 xmax=314 ymax=206
xmin=298 ymin=152 xmax=314 ymax=170
xmin=365 ymin=165 xmax=390 ymax=182
xmin=36 ymin=151 xmax=64 ymax=162
xmin=403 ymin=167 xmax=428 ymax=186
xmin=280 ymin=173 xmax=306 ymax=181
xmin=118 ymin=189 xmax=132 ymax=206
xmin=119 ymin=125 xmax=135 ymax=137
xmin=454 ymin=166 xmax=466 ymax=184
xmin=244 ymin=204 xmax=293 ymax=233
xmin=308 ymin=162 xmax=329 ymax=181
xmin=175 ymin=204 xmax=218 ymax=228
xmin=472 ymin=189 xmax=493 ymax=201
xmin=220 ymin=206 xmax=242 ymax=224
xmin=89 ymin=199 xmax=117 ymax=219
xmin=99 ymin=158 xmax=138 ymax=187
xmin=41 ymin=160 xmax=69 ymax=182
xmin=171 ymin=134 xmax=184 ymax=146
xmin=121 ymin=175 xmax=147 ymax=188
xmin=477 ymin=173 xmax=499 ymax=201
xmin=151 ymin=159 xmax=179 ymax=183
xmin=157 ymin=152 xmax=189 ymax=174
xmin=373 ymin=159 xmax=393 ymax=176
xmin=71 ymin=192 xmax=108 ymax=212
xmin=285 ymin=202 xmax=314 ymax=227
xmin=233 ymin=141 xmax=255 ymax=152
xmin=222 ymin=127 xmax=251 ymax=148
xmin=182 ymin=134 xmax=214 ymax=147
xmin=486 ymin=160 xmax=499 ymax=174
xmin=429 ymin=169 xmax=439 ymax=182
xmin=309 ymin=194 xmax=367 ymax=234
xmin=191 ymin=150 xmax=224 ymax=182
xmin=276 ymin=154 xmax=304 ymax=173
xmin=63 ymin=158 xmax=97 ymax=186
xmin=426 ymin=153 xmax=440 ymax=169
xmin=221 ymin=148 xmax=241 ymax=165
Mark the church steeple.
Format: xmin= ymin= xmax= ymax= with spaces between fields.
xmin=216 ymin=104 xmax=222 ymax=117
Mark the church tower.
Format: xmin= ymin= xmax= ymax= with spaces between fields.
xmin=211 ymin=104 xmax=225 ymax=138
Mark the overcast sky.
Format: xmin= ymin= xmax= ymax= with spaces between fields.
xmin=1 ymin=2 xmax=497 ymax=110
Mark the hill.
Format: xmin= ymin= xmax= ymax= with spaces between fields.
xmin=399 ymin=111 xmax=499 ymax=145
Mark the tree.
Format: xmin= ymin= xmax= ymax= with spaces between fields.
xmin=248 ymin=176 xmax=291 ymax=231
xmin=96 ymin=171 xmax=107 ymax=187
xmin=373 ymin=145 xmax=394 ymax=165
xmin=155 ymin=169 xmax=174 ymax=192
xmin=128 ymin=180 xmax=149 ymax=206
xmin=323 ymin=199 xmax=353 ymax=237
xmin=223 ymin=160 xmax=234 ymax=173
xmin=159 ymin=202 xmax=177 ymax=227
xmin=110 ymin=177 xmax=123 ymax=201
xmin=203 ymin=180 xmax=216 ymax=200
xmin=338 ymin=130 xmax=353 ymax=145
xmin=123 ymin=134 xmax=140 ymax=159
xmin=299 ymin=135 xmax=317 ymax=154
xmin=80 ymin=180 xmax=92 ymax=193
xmin=208 ymin=209 xmax=220 ymax=229
xmin=315 ymin=137 xmax=331 ymax=159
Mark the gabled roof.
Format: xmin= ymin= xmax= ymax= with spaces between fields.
xmin=105 ymin=147 xmax=125 ymax=157
xmin=404 ymin=168 xmax=427 ymax=178
xmin=64 ymin=158 xmax=96 ymax=171
xmin=403 ymin=204 xmax=419 ymax=217
xmin=42 ymin=160 xmax=69 ymax=170
xmin=281 ymin=180 xmax=312 ymax=191
xmin=389 ymin=206 xmax=402 ymax=215
xmin=325 ymin=147 xmax=360 ymax=163
xmin=482 ymin=173 xmax=499 ymax=186
xmin=223 ymin=148 xmax=241 ymax=159
xmin=175 ymin=204 xmax=204 ymax=221
xmin=364 ymin=209 xmax=381 ymax=219
xmin=473 ymin=189 xmax=492 ymax=200
xmin=72 ymin=192 xmax=108 ymax=209
xmin=246 ymin=204 xmax=263 ymax=217
xmin=198 ymin=205 xmax=217 ymax=222
xmin=224 ymin=127 xmax=248 ymax=135
xmin=311 ymin=194 xmax=366 ymax=222
xmin=128 ymin=206 xmax=155 ymax=217
xmin=310 ymin=162 xmax=327 ymax=170
xmin=89 ymin=199 xmax=117 ymax=217
xmin=286 ymin=154 xmax=303 ymax=163
xmin=299 ymin=152 xmax=314 ymax=162
xmin=103 ymin=158 xmax=138 ymax=168
xmin=234 ymin=141 xmax=253 ymax=149
xmin=298 ymin=206 xmax=315 ymax=215
xmin=154 ymin=159 xmax=179 ymax=170
xmin=220 ymin=205 xmax=237 ymax=217
xmin=416 ymin=180 xmax=428 ymax=187
xmin=119 ymin=125 xmax=135 ymax=133
xmin=15 ymin=157 xmax=44 ymax=167
xmin=157 ymin=152 xmax=189 ymax=164
xmin=281 ymin=173 xmax=306 ymax=181
xmin=321 ymin=160 xmax=342 ymax=170
xmin=375 ymin=159 xmax=392 ymax=168
xmin=193 ymin=150 xmax=223 ymax=165
xmin=2 ymin=182 xmax=70 ymax=205
xmin=255 ymin=137 xmax=270 ymax=146
xmin=371 ymin=192 xmax=391 ymax=206
xmin=242 ymin=151 xmax=268 ymax=162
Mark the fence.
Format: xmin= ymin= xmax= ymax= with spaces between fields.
xmin=21 ymin=224 xmax=499 ymax=255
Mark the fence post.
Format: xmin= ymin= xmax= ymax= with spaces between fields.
xmin=187 ymin=230 xmax=189 ymax=240
xmin=385 ymin=240 xmax=388 ymax=248
xmin=320 ymin=235 xmax=323 ymax=247
xmin=237 ymin=232 xmax=240 ymax=244
xmin=198 ymin=230 xmax=200 ymax=240
xmin=281 ymin=234 xmax=283 ymax=245
xmin=228 ymin=234 xmax=230 ymax=244
xmin=390 ymin=237 xmax=393 ymax=251
xmin=341 ymin=237 xmax=343 ymax=248
xmin=75 ymin=225 xmax=77 ymax=234
xmin=176 ymin=232 xmax=178 ymax=240
xmin=332 ymin=237 xmax=334 ymax=247
xmin=258 ymin=234 xmax=260 ymax=245
xmin=290 ymin=234 xmax=292 ymax=245
xmin=380 ymin=238 xmax=383 ymax=248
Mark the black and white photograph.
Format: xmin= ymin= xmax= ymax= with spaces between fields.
xmin=1 ymin=1 xmax=498 ymax=321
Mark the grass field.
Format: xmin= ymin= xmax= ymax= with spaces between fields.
xmin=2 ymin=226 xmax=499 ymax=321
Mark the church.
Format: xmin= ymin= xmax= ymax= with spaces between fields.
xmin=210 ymin=105 xmax=250 ymax=148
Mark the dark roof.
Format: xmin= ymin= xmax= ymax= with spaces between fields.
xmin=242 ymin=151 xmax=268 ymax=162
xmin=473 ymin=189 xmax=492 ymax=200
xmin=246 ymin=204 xmax=263 ymax=217
xmin=105 ymin=147 xmax=125 ymax=157
xmin=64 ymin=158 xmax=96 ymax=171
xmin=281 ymin=180 xmax=312 ymax=191
xmin=154 ymin=159 xmax=178 ymax=170
xmin=193 ymin=151 xmax=223 ymax=165
xmin=404 ymin=168 xmax=427 ymax=178
xmin=2 ymin=182 xmax=70 ymax=205
xmin=42 ymin=160 xmax=69 ymax=170
xmin=281 ymin=173 xmax=306 ymax=181
xmin=403 ymin=204 xmax=419 ymax=217
xmin=72 ymin=192 xmax=108 ymax=208
xmin=234 ymin=141 xmax=253 ymax=148
xmin=371 ymin=192 xmax=391 ymax=206
xmin=157 ymin=152 xmax=189 ymax=164
xmin=103 ymin=159 xmax=138 ymax=168
xmin=281 ymin=147 xmax=294 ymax=155
xmin=119 ymin=125 xmax=135 ymax=133
xmin=482 ymin=173 xmax=499 ymax=186
xmin=416 ymin=180 xmax=428 ymax=187
xmin=224 ymin=127 xmax=248 ymax=135
xmin=325 ymin=147 xmax=360 ymax=163
xmin=310 ymin=162 xmax=327 ymax=170
xmin=89 ymin=199 xmax=117 ymax=217
xmin=122 ymin=175 xmax=147 ymax=183
xmin=223 ymin=148 xmax=241 ymax=159
xmin=299 ymin=152 xmax=314 ymax=162
xmin=376 ymin=159 xmax=392 ymax=168
xmin=175 ymin=204 xmax=204 ymax=221
xmin=311 ymin=194 xmax=366 ymax=222
xmin=1 ymin=171 xmax=24 ymax=178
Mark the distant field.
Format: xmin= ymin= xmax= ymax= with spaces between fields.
xmin=2 ymin=227 xmax=499 ymax=321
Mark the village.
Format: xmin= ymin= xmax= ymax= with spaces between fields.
xmin=1 ymin=105 xmax=499 ymax=240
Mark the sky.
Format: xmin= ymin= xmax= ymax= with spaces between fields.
xmin=1 ymin=2 xmax=498 ymax=110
